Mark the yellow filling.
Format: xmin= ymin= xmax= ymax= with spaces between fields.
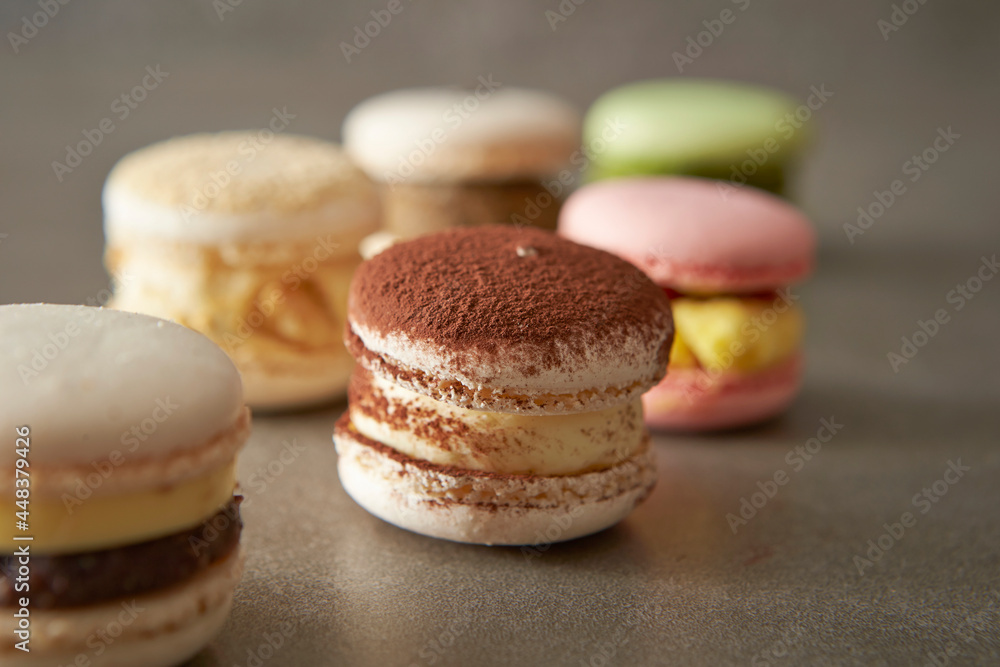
xmin=108 ymin=247 xmax=359 ymax=367
xmin=1 ymin=463 xmax=236 ymax=555
xmin=670 ymin=297 xmax=803 ymax=372
xmin=351 ymin=375 xmax=645 ymax=476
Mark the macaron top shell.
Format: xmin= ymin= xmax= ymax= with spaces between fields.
xmin=559 ymin=177 xmax=815 ymax=293
xmin=0 ymin=305 xmax=246 ymax=488
xmin=104 ymin=132 xmax=380 ymax=245
xmin=584 ymin=79 xmax=804 ymax=173
xmin=347 ymin=226 xmax=673 ymax=414
xmin=343 ymin=87 xmax=581 ymax=183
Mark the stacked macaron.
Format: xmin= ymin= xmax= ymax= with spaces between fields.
xmin=0 ymin=304 xmax=249 ymax=667
xmin=584 ymin=79 xmax=807 ymax=196
xmin=334 ymin=226 xmax=673 ymax=544
xmin=103 ymin=132 xmax=380 ymax=410
xmin=344 ymin=86 xmax=581 ymax=237
xmin=560 ymin=177 xmax=815 ymax=430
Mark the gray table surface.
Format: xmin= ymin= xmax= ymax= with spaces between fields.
xmin=2 ymin=1 xmax=999 ymax=665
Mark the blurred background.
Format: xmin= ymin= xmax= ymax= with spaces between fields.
xmin=3 ymin=0 xmax=998 ymax=274
xmin=2 ymin=0 xmax=998 ymax=400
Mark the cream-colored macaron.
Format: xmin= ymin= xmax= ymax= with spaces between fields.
xmin=335 ymin=226 xmax=673 ymax=545
xmin=343 ymin=86 xmax=581 ymax=237
xmin=103 ymin=132 xmax=381 ymax=409
xmin=0 ymin=304 xmax=250 ymax=667
xmin=344 ymin=86 xmax=580 ymax=183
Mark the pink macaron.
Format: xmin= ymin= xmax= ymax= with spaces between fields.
xmin=559 ymin=176 xmax=816 ymax=431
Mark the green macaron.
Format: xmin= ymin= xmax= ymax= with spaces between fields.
xmin=584 ymin=79 xmax=811 ymax=196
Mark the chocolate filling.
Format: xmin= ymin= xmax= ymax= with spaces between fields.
xmin=381 ymin=180 xmax=562 ymax=236
xmin=0 ymin=498 xmax=241 ymax=609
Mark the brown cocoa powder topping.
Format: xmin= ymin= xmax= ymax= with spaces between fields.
xmin=349 ymin=226 xmax=672 ymax=370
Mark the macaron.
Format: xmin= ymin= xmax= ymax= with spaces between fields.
xmin=334 ymin=226 xmax=672 ymax=545
xmin=0 ymin=304 xmax=250 ymax=667
xmin=560 ymin=177 xmax=816 ymax=431
xmin=103 ymin=132 xmax=381 ymax=410
xmin=584 ymin=79 xmax=808 ymax=196
xmin=343 ymin=86 xmax=581 ymax=237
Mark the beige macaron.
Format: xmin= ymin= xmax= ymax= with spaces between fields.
xmin=103 ymin=131 xmax=381 ymax=410
xmin=343 ymin=86 xmax=581 ymax=238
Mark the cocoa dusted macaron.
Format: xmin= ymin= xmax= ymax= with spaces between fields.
xmin=0 ymin=304 xmax=250 ymax=667
xmin=334 ymin=226 xmax=673 ymax=545
xmin=343 ymin=87 xmax=581 ymax=238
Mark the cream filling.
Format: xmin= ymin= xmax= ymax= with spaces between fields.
xmin=0 ymin=463 xmax=236 ymax=555
xmin=350 ymin=373 xmax=645 ymax=476
xmin=109 ymin=246 xmax=357 ymax=369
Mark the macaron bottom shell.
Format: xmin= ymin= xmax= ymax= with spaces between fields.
xmin=334 ymin=416 xmax=657 ymax=546
xmin=0 ymin=548 xmax=243 ymax=667
xmin=643 ymin=354 xmax=802 ymax=431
